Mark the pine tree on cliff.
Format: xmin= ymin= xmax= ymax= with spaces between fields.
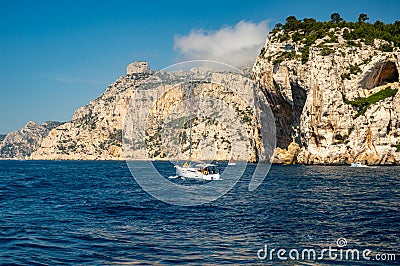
xmin=330 ymin=13 xmax=344 ymax=24
xmin=358 ymin=13 xmax=369 ymax=23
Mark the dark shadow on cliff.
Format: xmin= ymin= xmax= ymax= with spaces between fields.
xmin=262 ymin=80 xmax=307 ymax=149
xmin=361 ymin=60 xmax=399 ymax=90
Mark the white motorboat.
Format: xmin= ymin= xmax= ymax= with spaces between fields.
xmin=175 ymin=162 xmax=221 ymax=180
xmin=350 ymin=162 xmax=368 ymax=168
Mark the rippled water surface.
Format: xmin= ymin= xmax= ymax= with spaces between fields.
xmin=0 ymin=161 xmax=399 ymax=264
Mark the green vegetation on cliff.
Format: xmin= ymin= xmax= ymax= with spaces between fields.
xmin=271 ymin=14 xmax=400 ymax=63
xmin=342 ymin=87 xmax=398 ymax=118
xmin=392 ymin=143 xmax=400 ymax=152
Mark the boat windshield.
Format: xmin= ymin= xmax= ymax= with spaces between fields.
xmin=198 ymin=165 xmax=219 ymax=174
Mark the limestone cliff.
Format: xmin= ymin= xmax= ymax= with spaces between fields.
xmin=253 ymin=23 xmax=400 ymax=165
xmin=9 ymin=19 xmax=400 ymax=165
xmin=0 ymin=121 xmax=63 ymax=159
xmin=122 ymin=70 xmax=264 ymax=162
xmin=31 ymin=62 xmax=151 ymax=160
xmin=31 ymin=62 xmax=263 ymax=161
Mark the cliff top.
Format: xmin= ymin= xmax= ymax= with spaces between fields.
xmin=127 ymin=61 xmax=151 ymax=74
xmin=261 ymin=14 xmax=400 ymax=64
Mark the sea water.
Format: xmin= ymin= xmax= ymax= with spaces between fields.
xmin=0 ymin=161 xmax=399 ymax=264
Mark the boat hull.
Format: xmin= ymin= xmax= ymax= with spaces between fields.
xmin=350 ymin=162 xmax=368 ymax=167
xmin=175 ymin=166 xmax=221 ymax=180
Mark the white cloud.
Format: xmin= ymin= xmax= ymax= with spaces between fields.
xmin=174 ymin=20 xmax=269 ymax=67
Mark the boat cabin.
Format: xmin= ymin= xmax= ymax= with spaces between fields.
xmin=196 ymin=164 xmax=220 ymax=175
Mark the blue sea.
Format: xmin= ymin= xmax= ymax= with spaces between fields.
xmin=0 ymin=161 xmax=399 ymax=265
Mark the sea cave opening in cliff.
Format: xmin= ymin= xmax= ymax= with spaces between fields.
xmin=376 ymin=61 xmax=399 ymax=86
xmin=363 ymin=60 xmax=400 ymax=89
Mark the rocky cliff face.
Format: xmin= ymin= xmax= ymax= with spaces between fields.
xmin=31 ymin=62 xmax=263 ymax=161
xmin=253 ymin=28 xmax=400 ymax=165
xmin=122 ymin=69 xmax=264 ymax=162
xmin=0 ymin=121 xmax=63 ymax=159
xmin=7 ymin=25 xmax=400 ymax=165
xmin=31 ymin=63 xmax=151 ymax=160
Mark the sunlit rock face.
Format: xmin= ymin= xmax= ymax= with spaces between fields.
xmin=31 ymin=64 xmax=151 ymax=160
xmin=0 ymin=121 xmax=63 ymax=159
xmin=127 ymin=61 xmax=151 ymax=75
xmin=31 ymin=63 xmax=264 ymax=161
xmin=253 ymin=28 xmax=400 ymax=165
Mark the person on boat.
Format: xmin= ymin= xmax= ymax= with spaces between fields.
xmin=204 ymin=168 xmax=208 ymax=175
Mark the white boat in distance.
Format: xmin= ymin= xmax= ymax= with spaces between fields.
xmin=228 ymin=155 xmax=239 ymax=166
xmin=175 ymin=162 xmax=221 ymax=181
xmin=350 ymin=162 xmax=369 ymax=167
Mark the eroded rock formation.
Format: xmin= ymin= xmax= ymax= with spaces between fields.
xmin=0 ymin=121 xmax=63 ymax=159
xmin=31 ymin=65 xmax=263 ymax=161
xmin=253 ymin=28 xmax=400 ymax=165
xmin=31 ymin=71 xmax=150 ymax=160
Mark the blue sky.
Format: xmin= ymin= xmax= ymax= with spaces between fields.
xmin=0 ymin=0 xmax=399 ymax=134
